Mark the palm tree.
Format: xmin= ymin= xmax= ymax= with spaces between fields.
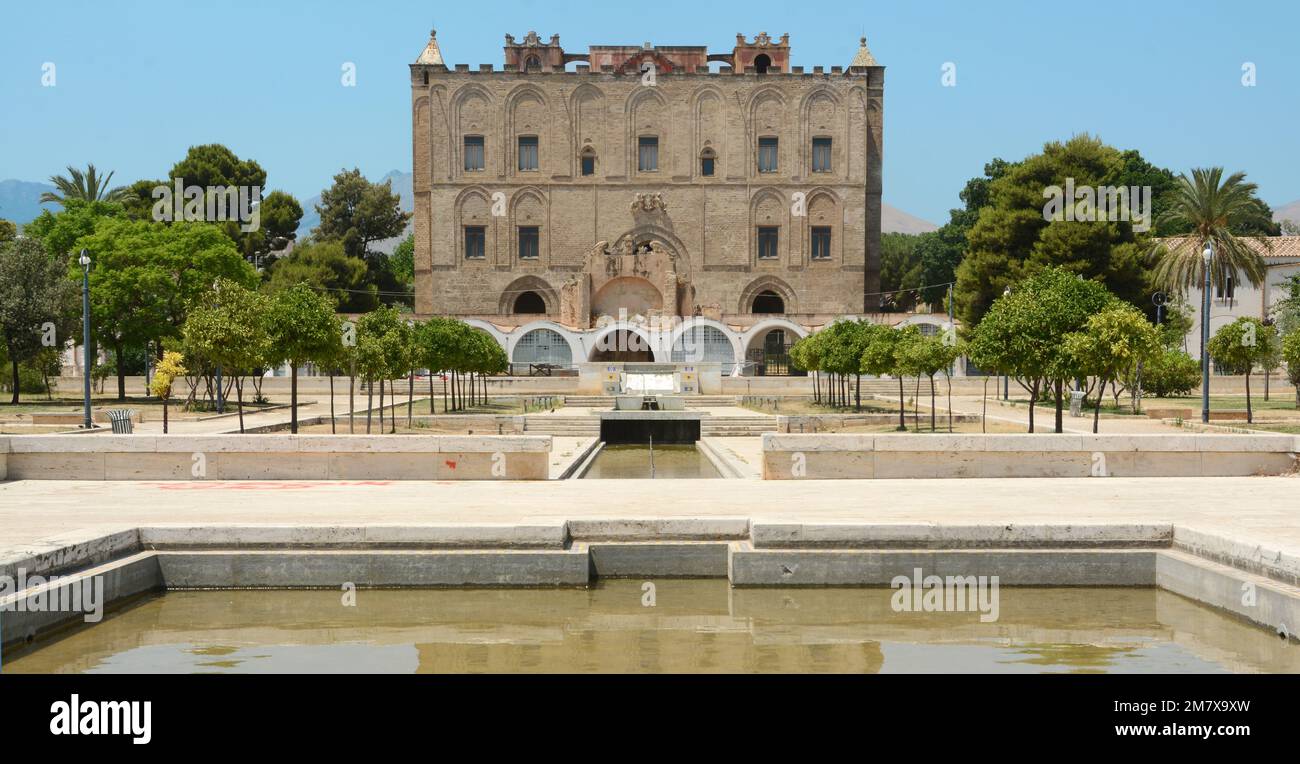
xmin=1150 ymin=167 xmax=1273 ymax=292
xmin=38 ymin=163 xmax=128 ymax=206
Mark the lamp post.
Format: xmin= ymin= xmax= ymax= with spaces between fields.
xmin=1001 ymin=285 xmax=1011 ymax=400
xmin=212 ymin=280 xmax=225 ymax=414
xmin=1200 ymin=242 xmax=1213 ymax=424
xmin=78 ymin=248 xmax=92 ymax=430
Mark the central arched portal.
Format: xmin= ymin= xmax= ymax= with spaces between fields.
xmin=589 ymin=329 xmax=656 ymax=363
xmin=591 ymin=276 xmax=662 ymax=320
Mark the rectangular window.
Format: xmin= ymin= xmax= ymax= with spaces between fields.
xmin=581 ymin=154 xmax=596 ymax=176
xmin=1217 ymin=275 xmax=1235 ymax=301
xmin=811 ymin=226 xmax=832 ymax=260
xmin=518 ymin=136 xmax=538 ymax=172
xmin=758 ymin=137 xmax=779 ymax=173
xmin=463 ymin=136 xmax=484 ymax=172
xmin=812 ymin=137 xmax=832 ymax=173
xmin=757 ymin=227 xmax=779 ymax=260
xmin=464 ymin=226 xmax=485 ymax=259
xmin=638 ymin=136 xmax=659 ymax=172
xmin=518 ymin=226 xmax=539 ymax=260
xmin=701 ymin=156 xmax=715 ymax=177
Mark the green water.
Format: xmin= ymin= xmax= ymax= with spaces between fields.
xmin=5 ymin=582 xmax=1297 ymax=673
xmin=581 ymin=444 xmax=721 ymax=479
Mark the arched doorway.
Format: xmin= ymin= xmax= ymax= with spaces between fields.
xmin=754 ymin=54 xmax=772 ymax=73
xmin=745 ymin=325 xmax=805 ymax=376
xmin=671 ymin=325 xmax=735 ymax=365
xmin=513 ymin=291 xmax=546 ymax=314
xmin=590 ymin=329 xmax=656 ymax=363
xmin=752 ymin=290 xmax=785 ymax=314
xmin=512 ymin=328 xmax=573 ymax=367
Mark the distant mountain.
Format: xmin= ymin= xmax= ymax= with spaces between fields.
xmin=299 ymin=169 xmax=414 ymax=255
xmin=1274 ymin=199 xmax=1300 ymax=229
xmin=0 ymin=179 xmax=57 ymax=225
xmin=882 ymin=204 xmax=939 ymax=234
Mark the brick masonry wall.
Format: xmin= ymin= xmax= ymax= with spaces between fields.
xmin=410 ymin=63 xmax=884 ymax=322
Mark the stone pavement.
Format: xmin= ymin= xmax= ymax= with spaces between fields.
xmin=2 ymin=475 xmax=1297 ymax=567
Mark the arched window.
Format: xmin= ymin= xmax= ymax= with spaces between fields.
xmin=524 ymin=56 xmax=542 ymax=72
xmin=580 ymin=146 xmax=597 ymax=177
xmin=699 ymin=147 xmax=716 ymax=177
xmin=754 ymin=54 xmax=771 ymax=74
xmin=671 ymin=325 xmax=735 ymax=364
xmin=513 ymin=328 xmax=572 ymax=365
xmin=752 ymin=290 xmax=785 ymax=314
xmin=513 ymin=291 xmax=546 ymax=314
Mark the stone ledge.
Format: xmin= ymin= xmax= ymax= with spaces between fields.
xmin=0 ymin=434 xmax=553 ymax=454
xmin=750 ymin=523 xmax=1174 ymax=549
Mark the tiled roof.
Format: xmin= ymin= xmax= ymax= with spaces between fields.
xmin=416 ymin=29 xmax=444 ymax=66
xmin=850 ymin=37 xmax=877 ymax=67
xmin=1156 ymin=235 xmax=1300 ymax=264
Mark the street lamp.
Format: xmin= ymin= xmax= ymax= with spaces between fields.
xmin=212 ymin=280 xmax=225 ymax=414
xmin=78 ymin=248 xmax=92 ymax=430
xmin=1200 ymin=242 xmax=1214 ymax=424
xmin=1001 ymin=285 xmax=1011 ymax=400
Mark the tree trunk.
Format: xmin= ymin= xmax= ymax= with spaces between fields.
xmin=854 ymin=375 xmax=861 ymax=413
xmin=1245 ymin=371 xmax=1253 ymax=424
xmin=913 ymin=375 xmax=921 ymax=430
xmin=929 ymin=374 xmax=936 ymax=431
xmin=897 ymin=377 xmax=906 ymax=430
xmin=348 ymin=364 xmax=355 ymax=434
xmin=115 ymin=342 xmax=126 ymax=400
xmin=429 ymin=374 xmax=435 ymax=414
xmin=1054 ymin=379 xmax=1064 ymax=433
xmin=162 ymin=398 xmax=169 ymax=434
xmin=365 ymin=378 xmax=373 ymax=434
xmin=379 ymin=378 xmax=385 ymax=432
xmin=982 ymin=377 xmax=988 ymax=433
xmin=290 ymin=363 xmax=299 ymax=434
xmin=1094 ymin=377 xmax=1104 ymax=434
xmin=235 ymin=377 xmax=245 ymax=433
xmin=408 ymin=369 xmax=414 ymax=428
xmin=10 ymin=357 xmax=19 ymax=404
xmin=1028 ymin=380 xmax=1038 ymax=433
xmin=946 ymin=373 xmax=953 ymax=433
xmin=329 ymin=373 xmax=336 ymax=434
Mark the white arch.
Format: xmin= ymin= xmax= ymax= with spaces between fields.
xmin=583 ymin=321 xmax=665 ymax=362
xmin=463 ymin=319 xmax=508 ymax=351
xmin=741 ymin=318 xmax=810 ymax=350
xmin=669 ymin=317 xmax=744 ymax=365
xmin=895 ymin=315 xmax=952 ymax=336
xmin=505 ymin=320 xmax=583 ymax=366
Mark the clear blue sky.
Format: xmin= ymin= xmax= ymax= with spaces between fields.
xmin=2 ymin=0 xmax=1297 ymax=224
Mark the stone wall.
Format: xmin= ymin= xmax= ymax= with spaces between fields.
xmin=761 ymin=433 xmax=1299 ymax=479
xmin=411 ymin=57 xmax=884 ymax=321
xmin=0 ymin=435 xmax=552 ymax=481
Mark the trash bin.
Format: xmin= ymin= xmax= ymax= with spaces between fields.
xmin=1068 ymin=391 xmax=1086 ymax=418
xmin=105 ymin=409 xmax=136 ymax=434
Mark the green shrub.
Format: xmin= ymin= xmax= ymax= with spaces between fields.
xmin=1142 ymin=348 xmax=1201 ymax=397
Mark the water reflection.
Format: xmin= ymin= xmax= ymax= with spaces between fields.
xmin=581 ymin=444 xmax=721 ymax=479
xmin=5 ymin=582 xmax=1297 ymax=674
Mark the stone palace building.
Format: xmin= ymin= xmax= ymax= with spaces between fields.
xmin=409 ymin=29 xmax=894 ymax=375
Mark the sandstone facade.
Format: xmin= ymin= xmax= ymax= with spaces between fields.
xmin=410 ymin=30 xmax=883 ymax=368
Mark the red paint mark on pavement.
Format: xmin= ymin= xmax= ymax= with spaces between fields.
xmin=444 ymin=460 xmax=457 ymax=470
